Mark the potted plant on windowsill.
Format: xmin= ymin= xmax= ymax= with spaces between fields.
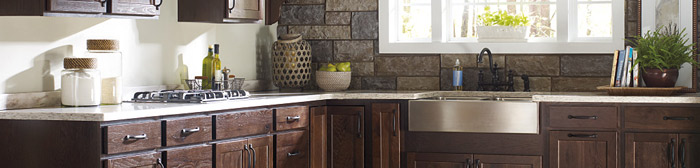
xmin=629 ymin=24 xmax=699 ymax=87
xmin=476 ymin=6 xmax=530 ymax=42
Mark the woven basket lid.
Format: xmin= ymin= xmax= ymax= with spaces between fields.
xmin=64 ymin=58 xmax=98 ymax=69
xmin=87 ymin=39 xmax=119 ymax=51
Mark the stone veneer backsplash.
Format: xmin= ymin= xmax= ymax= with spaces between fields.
xmin=278 ymin=0 xmax=698 ymax=92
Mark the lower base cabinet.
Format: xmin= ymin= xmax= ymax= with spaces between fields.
xmin=165 ymin=145 xmax=213 ymax=168
xmin=104 ymin=152 xmax=163 ymax=168
xmin=215 ymin=136 xmax=273 ymax=168
xmin=549 ymin=131 xmax=617 ymax=168
xmin=407 ymin=153 xmax=541 ymax=168
xmin=624 ymin=133 xmax=699 ymax=168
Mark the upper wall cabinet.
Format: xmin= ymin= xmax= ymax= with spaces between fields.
xmin=178 ymin=0 xmax=283 ymax=24
xmin=0 ymin=0 xmax=160 ymax=18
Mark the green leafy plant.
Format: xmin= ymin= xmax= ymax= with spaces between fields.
xmin=477 ymin=6 xmax=530 ymax=27
xmin=629 ymin=24 xmax=699 ymax=70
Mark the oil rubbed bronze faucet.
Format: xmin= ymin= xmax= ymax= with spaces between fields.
xmin=476 ymin=48 xmax=530 ymax=92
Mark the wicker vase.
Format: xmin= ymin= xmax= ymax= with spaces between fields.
xmin=272 ymin=34 xmax=312 ymax=88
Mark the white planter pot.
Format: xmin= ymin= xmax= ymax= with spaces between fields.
xmin=476 ymin=26 xmax=528 ymax=42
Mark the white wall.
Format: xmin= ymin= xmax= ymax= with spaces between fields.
xmin=0 ymin=1 xmax=277 ymax=94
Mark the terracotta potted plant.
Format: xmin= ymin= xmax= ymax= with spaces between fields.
xmin=630 ymin=24 xmax=698 ymax=87
xmin=476 ymin=6 xmax=530 ymax=42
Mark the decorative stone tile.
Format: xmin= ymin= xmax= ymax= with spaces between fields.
xmin=552 ymin=77 xmax=609 ymax=92
xmin=277 ymin=26 xmax=288 ymax=36
xmin=440 ymin=68 xmax=487 ymax=91
xmin=289 ymin=26 xmax=351 ymax=39
xmin=310 ymin=41 xmax=333 ymax=62
xmin=351 ymin=62 xmax=374 ymax=76
xmin=440 ymin=69 xmax=453 ymax=91
xmin=373 ymin=40 xmax=379 ymax=56
xmin=285 ymin=0 xmax=324 ymax=4
xmin=477 ymin=54 xmax=506 ymax=69
xmin=326 ymin=12 xmax=351 ymax=25
xmin=397 ymin=77 xmax=440 ymax=90
xmin=352 ymin=12 xmax=379 ymax=39
xmin=326 ymin=0 xmax=377 ymax=11
xmin=334 ymin=41 xmax=374 ymax=61
xmin=280 ymin=5 xmax=325 ymax=25
xmin=362 ymin=77 xmax=396 ymax=90
xmin=441 ymin=54 xmax=477 ymax=68
xmin=349 ymin=77 xmax=362 ymax=90
xmin=506 ymin=55 xmax=560 ymax=76
xmin=561 ymin=55 xmax=614 ymax=77
xmin=514 ymin=77 xmax=552 ymax=92
xmin=375 ymin=55 xmax=440 ymax=76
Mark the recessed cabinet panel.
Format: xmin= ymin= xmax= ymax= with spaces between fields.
xmin=549 ymin=131 xmax=616 ymax=168
xmin=165 ymin=145 xmax=213 ymax=168
xmin=48 ymin=0 xmax=106 ymax=13
xmin=111 ymin=0 xmax=160 ymax=16
xmin=227 ymin=0 xmax=261 ymax=20
xmin=624 ymin=133 xmax=677 ymax=168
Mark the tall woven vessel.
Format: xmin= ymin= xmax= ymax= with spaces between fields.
xmin=272 ymin=34 xmax=312 ymax=88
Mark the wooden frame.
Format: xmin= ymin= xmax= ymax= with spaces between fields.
xmin=637 ymin=0 xmax=698 ymax=93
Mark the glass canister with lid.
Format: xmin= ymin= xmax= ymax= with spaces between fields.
xmin=61 ymin=57 xmax=101 ymax=107
xmin=86 ymin=39 xmax=123 ymax=105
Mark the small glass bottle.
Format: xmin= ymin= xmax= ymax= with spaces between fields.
xmin=61 ymin=58 xmax=101 ymax=107
xmin=86 ymin=39 xmax=123 ymax=105
xmin=453 ymin=59 xmax=463 ymax=91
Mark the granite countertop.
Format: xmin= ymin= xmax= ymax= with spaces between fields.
xmin=1 ymin=91 xmax=700 ymax=122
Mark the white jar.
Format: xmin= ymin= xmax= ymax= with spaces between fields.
xmin=86 ymin=39 xmax=123 ymax=105
xmin=61 ymin=58 xmax=101 ymax=107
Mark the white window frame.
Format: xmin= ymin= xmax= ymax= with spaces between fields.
xmin=379 ymin=0 xmax=625 ymax=54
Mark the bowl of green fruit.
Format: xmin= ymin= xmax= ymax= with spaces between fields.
xmin=316 ymin=62 xmax=352 ymax=91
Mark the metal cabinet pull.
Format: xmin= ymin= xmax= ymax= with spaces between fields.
xmin=392 ymin=109 xmax=397 ymax=136
xmin=680 ymin=139 xmax=686 ymax=168
xmin=244 ymin=145 xmax=251 ymax=168
xmin=568 ymin=115 xmax=597 ymax=120
xmin=287 ymin=116 xmax=301 ymax=121
xmin=475 ymin=159 xmax=480 ymax=168
xmin=664 ymin=116 xmax=694 ymax=121
xmin=156 ymin=158 xmax=164 ymax=168
xmin=125 ymin=134 xmax=148 ymax=140
xmin=465 ymin=158 xmax=471 ymax=168
xmin=181 ymin=127 xmax=201 ymax=134
xmin=567 ymin=134 xmax=598 ymax=138
xmin=357 ymin=111 xmax=362 ymax=138
xmin=95 ymin=0 xmax=106 ymax=7
xmin=288 ymin=152 xmax=300 ymax=157
xmin=670 ymin=139 xmax=676 ymax=168
xmin=154 ymin=0 xmax=163 ymax=10
xmin=249 ymin=144 xmax=256 ymax=168
xmin=229 ymin=0 xmax=237 ymax=13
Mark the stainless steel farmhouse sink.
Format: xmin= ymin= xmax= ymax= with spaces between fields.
xmin=408 ymin=96 xmax=539 ymax=134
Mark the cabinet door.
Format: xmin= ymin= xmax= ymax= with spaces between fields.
xmin=372 ymin=103 xmax=401 ymax=168
xmin=249 ymin=136 xmax=273 ymax=168
xmin=111 ymin=0 xmax=160 ymax=16
xmin=473 ymin=154 xmax=541 ymax=168
xmin=165 ymin=145 xmax=213 ymax=168
xmin=216 ymin=109 xmax=273 ymax=139
xmin=549 ymin=131 xmax=616 ymax=168
xmin=328 ymin=106 xmax=365 ymax=168
xmin=216 ymin=139 xmax=249 ymax=168
xmin=310 ymin=106 xmax=328 ymax=168
xmin=104 ymin=152 xmax=163 ymax=168
xmin=276 ymin=131 xmax=310 ymax=168
xmin=625 ymin=133 xmax=677 ymax=168
xmin=227 ymin=0 xmax=261 ymax=20
xmin=406 ymin=153 xmax=472 ymax=168
xmin=47 ymin=0 xmax=106 ymax=13
xmin=679 ymin=134 xmax=699 ymax=168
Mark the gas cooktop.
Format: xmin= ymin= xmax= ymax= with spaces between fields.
xmin=131 ymin=90 xmax=250 ymax=103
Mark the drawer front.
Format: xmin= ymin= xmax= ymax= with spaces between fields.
xmin=625 ymin=106 xmax=700 ymax=130
xmin=165 ymin=145 xmax=213 ymax=168
xmin=165 ymin=116 xmax=213 ymax=146
xmin=105 ymin=121 xmax=161 ymax=154
xmin=275 ymin=106 xmax=309 ymax=131
xmin=103 ymin=152 xmax=162 ymax=168
xmin=548 ymin=106 xmax=618 ymax=129
xmin=216 ymin=109 xmax=273 ymax=139
xmin=276 ymin=131 xmax=309 ymax=168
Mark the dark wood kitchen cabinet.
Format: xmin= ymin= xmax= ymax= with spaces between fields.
xmin=215 ymin=136 xmax=273 ymax=168
xmin=310 ymin=106 xmax=328 ymax=168
xmin=0 ymin=0 xmax=160 ymax=17
xmin=624 ymin=133 xmax=699 ymax=168
xmin=110 ymin=0 xmax=161 ymax=16
xmin=407 ymin=153 xmax=541 ymax=168
xmin=47 ymin=0 xmax=106 ymax=13
xmin=164 ymin=145 xmax=213 ymax=168
xmin=178 ymin=0 xmax=262 ymax=23
xmin=328 ymin=106 xmax=365 ymax=168
xmin=549 ymin=131 xmax=617 ymax=168
xmin=372 ymin=103 xmax=401 ymax=168
xmin=227 ymin=0 xmax=261 ymax=20
xmin=474 ymin=154 xmax=541 ymax=168
xmin=104 ymin=152 xmax=163 ymax=168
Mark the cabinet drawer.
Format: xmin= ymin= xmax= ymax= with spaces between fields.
xmin=216 ymin=109 xmax=273 ymax=139
xmin=104 ymin=121 xmax=161 ymax=154
xmin=165 ymin=145 xmax=213 ymax=168
xmin=276 ymin=131 xmax=309 ymax=168
xmin=103 ymin=152 xmax=162 ymax=168
xmin=165 ymin=116 xmax=212 ymax=146
xmin=625 ymin=106 xmax=700 ymax=130
xmin=548 ymin=106 xmax=618 ymax=129
xmin=275 ymin=106 xmax=309 ymax=131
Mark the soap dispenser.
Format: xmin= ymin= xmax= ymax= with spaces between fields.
xmin=453 ymin=59 xmax=463 ymax=91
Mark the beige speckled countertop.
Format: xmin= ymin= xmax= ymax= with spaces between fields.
xmin=1 ymin=91 xmax=699 ymax=121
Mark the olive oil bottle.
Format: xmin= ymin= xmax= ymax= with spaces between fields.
xmin=202 ymin=45 xmax=214 ymax=89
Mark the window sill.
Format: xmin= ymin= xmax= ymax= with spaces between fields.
xmin=378 ymin=40 xmax=623 ymax=54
